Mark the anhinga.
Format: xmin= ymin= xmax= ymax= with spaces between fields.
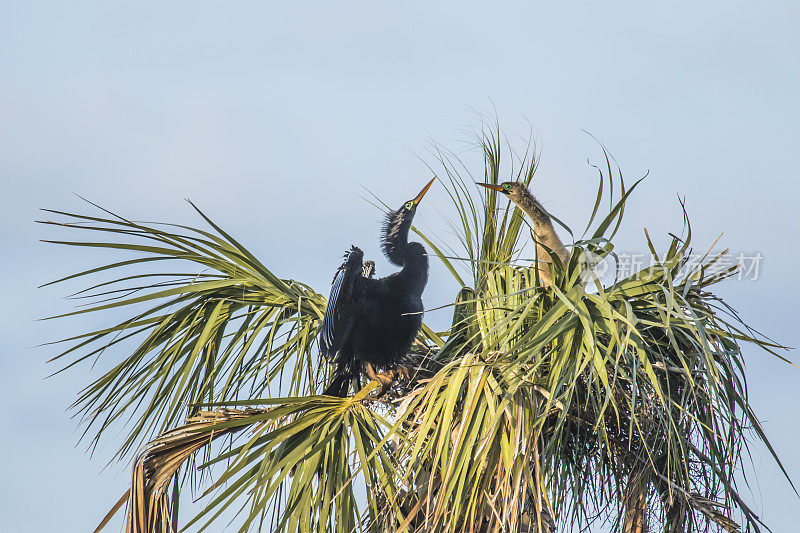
xmin=477 ymin=181 xmax=568 ymax=287
xmin=319 ymin=178 xmax=435 ymax=397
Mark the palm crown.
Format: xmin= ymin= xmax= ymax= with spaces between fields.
xmin=41 ymin=126 xmax=792 ymax=533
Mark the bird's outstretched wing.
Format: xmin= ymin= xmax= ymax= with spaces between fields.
xmin=362 ymin=260 xmax=376 ymax=279
xmin=319 ymin=246 xmax=364 ymax=359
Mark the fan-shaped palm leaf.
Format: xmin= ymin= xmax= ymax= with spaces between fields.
xmin=42 ymin=123 xmax=793 ymax=533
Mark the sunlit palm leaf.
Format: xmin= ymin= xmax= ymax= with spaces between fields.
xmin=394 ymin=128 xmax=792 ymax=531
xmin=44 ymin=122 xmax=793 ymax=533
xmin=40 ymin=202 xmax=328 ymax=460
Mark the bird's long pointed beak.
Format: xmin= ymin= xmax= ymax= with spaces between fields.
xmin=413 ymin=177 xmax=436 ymax=205
xmin=475 ymin=182 xmax=505 ymax=192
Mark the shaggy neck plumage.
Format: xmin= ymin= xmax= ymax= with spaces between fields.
xmin=382 ymin=209 xmax=413 ymax=266
xmin=508 ymin=185 xmax=569 ymax=274
xmin=381 ymin=209 xmax=429 ymax=294
xmin=513 ymin=188 xmax=549 ymax=227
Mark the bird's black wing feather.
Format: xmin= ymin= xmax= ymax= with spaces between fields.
xmin=319 ymin=246 xmax=364 ymax=359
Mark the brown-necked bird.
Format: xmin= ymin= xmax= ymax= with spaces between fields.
xmin=477 ymin=181 xmax=568 ymax=287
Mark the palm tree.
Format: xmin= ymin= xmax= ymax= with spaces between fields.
xmin=42 ymin=124 xmax=792 ymax=532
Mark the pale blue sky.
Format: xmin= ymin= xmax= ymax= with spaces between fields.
xmin=2 ymin=1 xmax=799 ymax=531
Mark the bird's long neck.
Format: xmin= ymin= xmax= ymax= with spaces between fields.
xmin=509 ymin=188 xmax=569 ymax=288
xmin=382 ymin=211 xmax=429 ymax=295
xmin=514 ymin=189 xmax=568 ymax=265
xmin=515 ymin=190 xmax=552 ymax=232
xmin=396 ymin=242 xmax=429 ymax=295
xmin=382 ymin=210 xmax=413 ymax=267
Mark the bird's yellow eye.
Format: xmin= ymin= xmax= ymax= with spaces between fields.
xmin=503 ymin=183 xmax=511 ymax=190
xmin=405 ymin=201 xmax=414 ymax=210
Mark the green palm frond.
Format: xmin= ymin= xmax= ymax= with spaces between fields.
xmin=40 ymin=201 xmax=328 ymax=460
xmin=394 ymin=128 xmax=792 ymax=531
xmin=43 ymin=123 xmax=793 ymax=533
xmin=182 ymin=389 xmax=397 ymax=533
xmin=114 ymin=388 xmax=399 ymax=533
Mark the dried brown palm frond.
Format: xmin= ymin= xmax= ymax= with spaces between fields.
xmin=114 ymin=408 xmax=262 ymax=533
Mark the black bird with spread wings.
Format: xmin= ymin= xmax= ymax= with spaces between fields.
xmin=319 ymin=178 xmax=435 ymax=397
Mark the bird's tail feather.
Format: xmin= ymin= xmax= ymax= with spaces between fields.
xmin=322 ymin=358 xmax=361 ymax=397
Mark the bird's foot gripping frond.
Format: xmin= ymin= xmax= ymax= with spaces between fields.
xmin=361 ymin=362 xmax=419 ymax=399
xmin=363 ymin=362 xmax=395 ymax=398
